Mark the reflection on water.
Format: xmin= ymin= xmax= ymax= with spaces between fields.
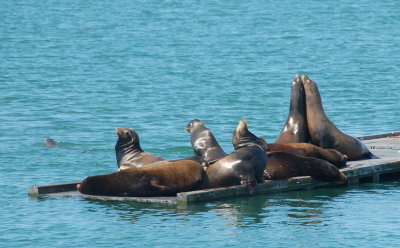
xmin=82 ymin=184 xmax=362 ymax=227
xmin=81 ymin=180 xmax=400 ymax=231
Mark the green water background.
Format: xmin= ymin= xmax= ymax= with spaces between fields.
xmin=1 ymin=1 xmax=400 ymax=247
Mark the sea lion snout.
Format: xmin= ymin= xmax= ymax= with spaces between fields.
xmin=116 ymin=127 xmax=123 ymax=136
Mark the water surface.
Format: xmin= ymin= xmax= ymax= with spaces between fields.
xmin=1 ymin=1 xmax=399 ymax=247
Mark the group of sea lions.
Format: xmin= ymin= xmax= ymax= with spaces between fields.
xmin=77 ymin=75 xmax=375 ymax=197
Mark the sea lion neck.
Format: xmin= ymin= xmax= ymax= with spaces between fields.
xmin=302 ymin=75 xmax=326 ymax=115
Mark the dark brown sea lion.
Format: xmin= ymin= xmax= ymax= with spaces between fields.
xmin=231 ymin=120 xmax=268 ymax=182
xmin=116 ymin=127 xmax=206 ymax=170
xmin=190 ymin=120 xmax=267 ymax=192
xmin=185 ymin=119 xmax=227 ymax=165
xmin=228 ymin=121 xmax=346 ymax=182
xmin=115 ymin=128 xmax=165 ymax=170
xmin=274 ymin=74 xmax=310 ymax=144
xmin=266 ymin=142 xmax=347 ymax=168
xmin=77 ymin=159 xmax=209 ymax=196
xmin=265 ymin=151 xmax=346 ymax=182
xmin=302 ymin=75 xmax=376 ymax=160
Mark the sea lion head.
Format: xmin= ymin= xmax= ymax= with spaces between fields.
xmin=184 ymin=119 xmax=204 ymax=133
xmin=115 ymin=127 xmax=142 ymax=151
xmin=44 ymin=137 xmax=57 ymax=148
xmin=232 ymin=120 xmax=266 ymax=150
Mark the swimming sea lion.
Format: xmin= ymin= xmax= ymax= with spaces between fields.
xmin=302 ymin=75 xmax=376 ymax=160
xmin=185 ymin=119 xmax=227 ymax=165
xmin=44 ymin=138 xmax=57 ymax=148
xmin=77 ymin=159 xmax=209 ymax=196
xmin=274 ymin=74 xmax=310 ymax=144
xmin=115 ymin=128 xmax=166 ymax=170
xmin=266 ymin=142 xmax=347 ymax=168
xmin=265 ymin=151 xmax=346 ymax=182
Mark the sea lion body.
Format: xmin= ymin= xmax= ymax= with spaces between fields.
xmin=206 ymin=145 xmax=267 ymax=188
xmin=231 ymin=120 xmax=268 ymax=183
xmin=302 ymin=75 xmax=375 ymax=160
xmin=77 ymin=160 xmax=209 ymax=196
xmin=186 ymin=120 xmax=267 ymax=191
xmin=265 ymin=151 xmax=346 ymax=182
xmin=185 ymin=119 xmax=227 ymax=165
xmin=266 ymin=142 xmax=347 ymax=168
xmin=274 ymin=74 xmax=310 ymax=144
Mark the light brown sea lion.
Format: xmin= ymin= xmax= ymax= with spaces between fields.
xmin=266 ymin=142 xmax=347 ymax=168
xmin=77 ymin=159 xmax=209 ymax=196
xmin=274 ymin=74 xmax=310 ymax=144
xmin=302 ymin=75 xmax=376 ymax=160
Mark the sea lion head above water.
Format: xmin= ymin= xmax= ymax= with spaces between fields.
xmin=44 ymin=137 xmax=57 ymax=148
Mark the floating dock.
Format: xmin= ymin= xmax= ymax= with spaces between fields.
xmin=29 ymin=131 xmax=400 ymax=205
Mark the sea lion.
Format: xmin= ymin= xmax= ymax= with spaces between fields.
xmin=116 ymin=127 xmax=206 ymax=170
xmin=274 ymin=74 xmax=310 ymax=144
xmin=231 ymin=120 xmax=268 ymax=182
xmin=44 ymin=137 xmax=57 ymax=148
xmin=185 ymin=119 xmax=227 ymax=165
xmin=266 ymin=142 xmax=347 ymax=168
xmin=265 ymin=151 xmax=346 ymax=182
xmin=115 ymin=128 xmax=166 ymax=170
xmin=77 ymin=159 xmax=209 ymax=196
xmin=229 ymin=121 xmax=346 ymax=182
xmin=302 ymin=75 xmax=376 ymax=160
xmin=187 ymin=120 xmax=267 ymax=192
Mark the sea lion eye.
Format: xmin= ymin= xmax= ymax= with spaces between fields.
xmin=124 ymin=132 xmax=131 ymax=138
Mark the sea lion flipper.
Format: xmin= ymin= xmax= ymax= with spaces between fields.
xmin=150 ymin=179 xmax=173 ymax=191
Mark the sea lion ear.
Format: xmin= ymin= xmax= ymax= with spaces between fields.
xmin=259 ymin=138 xmax=269 ymax=150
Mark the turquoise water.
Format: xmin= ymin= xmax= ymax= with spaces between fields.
xmin=1 ymin=0 xmax=400 ymax=247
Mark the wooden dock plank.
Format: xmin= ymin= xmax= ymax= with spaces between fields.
xmin=28 ymin=131 xmax=400 ymax=205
